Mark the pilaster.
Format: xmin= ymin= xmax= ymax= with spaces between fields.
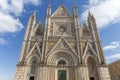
xmin=88 ymin=12 xmax=101 ymax=64
xmin=18 ymin=12 xmax=36 ymax=63
xmin=73 ymin=4 xmax=81 ymax=63
xmin=97 ymin=66 xmax=111 ymax=80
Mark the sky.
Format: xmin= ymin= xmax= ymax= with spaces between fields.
xmin=0 ymin=0 xmax=120 ymax=80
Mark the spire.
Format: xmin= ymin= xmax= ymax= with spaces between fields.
xmin=36 ymin=21 xmax=42 ymax=29
xmin=34 ymin=21 xmax=43 ymax=36
xmin=33 ymin=11 xmax=36 ymax=16
xmin=32 ymin=11 xmax=37 ymax=29
xmin=48 ymin=2 xmax=51 ymax=8
xmin=82 ymin=21 xmax=87 ymax=27
xmin=73 ymin=3 xmax=77 ymax=8
xmin=46 ymin=2 xmax=51 ymax=16
xmin=18 ymin=11 xmax=37 ymax=62
xmin=73 ymin=3 xmax=78 ymax=17
xmin=88 ymin=11 xmax=91 ymax=17
xmin=88 ymin=11 xmax=97 ymax=29
xmin=24 ymin=12 xmax=35 ymax=41
xmin=87 ymin=11 xmax=105 ymax=64
xmin=91 ymin=15 xmax=97 ymax=29
xmin=88 ymin=11 xmax=93 ymax=29
xmin=88 ymin=11 xmax=93 ymax=21
xmin=30 ymin=11 xmax=36 ymax=19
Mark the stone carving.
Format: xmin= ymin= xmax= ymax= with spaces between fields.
xmin=14 ymin=4 xmax=111 ymax=80
xmin=58 ymin=7 xmax=67 ymax=16
xmin=31 ymin=60 xmax=36 ymax=74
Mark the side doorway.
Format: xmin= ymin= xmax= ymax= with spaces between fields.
xmin=87 ymin=57 xmax=98 ymax=80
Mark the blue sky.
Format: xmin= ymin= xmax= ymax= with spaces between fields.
xmin=0 ymin=0 xmax=120 ymax=80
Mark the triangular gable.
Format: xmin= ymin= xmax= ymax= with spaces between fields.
xmin=81 ymin=22 xmax=92 ymax=37
xmin=83 ymin=42 xmax=97 ymax=58
xmin=80 ymin=22 xmax=87 ymax=33
xmin=26 ymin=42 xmax=42 ymax=59
xmin=51 ymin=4 xmax=72 ymax=17
xmin=46 ymin=36 xmax=77 ymax=58
xmin=33 ymin=21 xmax=43 ymax=36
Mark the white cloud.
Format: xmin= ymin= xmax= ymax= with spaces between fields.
xmin=89 ymin=0 xmax=101 ymax=5
xmin=81 ymin=0 xmax=120 ymax=28
xmin=25 ymin=0 xmax=42 ymax=6
xmin=11 ymin=0 xmax=24 ymax=15
xmin=0 ymin=0 xmax=42 ymax=33
xmin=103 ymin=41 xmax=120 ymax=51
xmin=0 ymin=12 xmax=23 ymax=33
xmin=0 ymin=0 xmax=41 ymax=15
xmin=106 ymin=54 xmax=120 ymax=59
xmin=106 ymin=53 xmax=120 ymax=63
xmin=0 ymin=0 xmax=23 ymax=15
xmin=0 ymin=38 xmax=7 ymax=45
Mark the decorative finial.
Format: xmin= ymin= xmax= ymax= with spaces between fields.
xmin=48 ymin=2 xmax=51 ymax=7
xmin=33 ymin=10 xmax=36 ymax=15
xmin=88 ymin=10 xmax=91 ymax=16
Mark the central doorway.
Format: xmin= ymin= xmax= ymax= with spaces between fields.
xmin=58 ymin=70 xmax=66 ymax=80
xmin=90 ymin=77 xmax=94 ymax=80
xmin=30 ymin=76 xmax=34 ymax=80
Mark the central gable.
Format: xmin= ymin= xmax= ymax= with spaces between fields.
xmin=51 ymin=4 xmax=72 ymax=17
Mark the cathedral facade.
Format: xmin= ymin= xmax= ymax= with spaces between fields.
xmin=14 ymin=4 xmax=111 ymax=80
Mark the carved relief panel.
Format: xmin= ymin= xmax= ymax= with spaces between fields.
xmin=71 ymin=23 xmax=75 ymax=36
xmin=53 ymin=6 xmax=69 ymax=17
xmin=58 ymin=7 xmax=68 ymax=17
xmin=53 ymin=23 xmax=70 ymax=36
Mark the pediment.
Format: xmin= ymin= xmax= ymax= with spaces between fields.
xmin=56 ymin=38 xmax=69 ymax=49
xmin=26 ymin=42 xmax=42 ymax=59
xmin=51 ymin=4 xmax=72 ymax=17
xmin=81 ymin=22 xmax=91 ymax=37
xmin=83 ymin=42 xmax=97 ymax=58
xmin=46 ymin=36 xmax=77 ymax=57
xmin=34 ymin=21 xmax=43 ymax=36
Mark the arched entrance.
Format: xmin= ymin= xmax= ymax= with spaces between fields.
xmin=28 ymin=57 xmax=38 ymax=80
xmin=87 ymin=57 xmax=98 ymax=80
xmin=29 ymin=60 xmax=37 ymax=80
xmin=47 ymin=50 xmax=78 ymax=80
xmin=57 ymin=60 xmax=67 ymax=80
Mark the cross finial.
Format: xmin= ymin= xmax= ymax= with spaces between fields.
xmin=32 ymin=10 xmax=36 ymax=16
xmin=47 ymin=1 xmax=51 ymax=8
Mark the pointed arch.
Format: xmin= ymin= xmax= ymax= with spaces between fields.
xmin=86 ymin=57 xmax=99 ymax=80
xmin=46 ymin=49 xmax=78 ymax=66
xmin=26 ymin=54 xmax=40 ymax=65
xmin=87 ymin=57 xmax=96 ymax=74
xmin=28 ymin=56 xmax=38 ymax=80
xmin=25 ymin=42 xmax=41 ymax=65
xmin=83 ymin=42 xmax=97 ymax=59
xmin=83 ymin=54 xmax=99 ymax=65
xmin=33 ymin=21 xmax=43 ymax=36
xmin=57 ymin=58 xmax=68 ymax=66
xmin=26 ymin=42 xmax=42 ymax=59
xmin=30 ymin=59 xmax=37 ymax=74
xmin=81 ymin=23 xmax=91 ymax=37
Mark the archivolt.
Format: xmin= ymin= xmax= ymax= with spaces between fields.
xmin=25 ymin=54 xmax=40 ymax=66
xmin=84 ymin=55 xmax=99 ymax=65
xmin=46 ymin=50 xmax=78 ymax=66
